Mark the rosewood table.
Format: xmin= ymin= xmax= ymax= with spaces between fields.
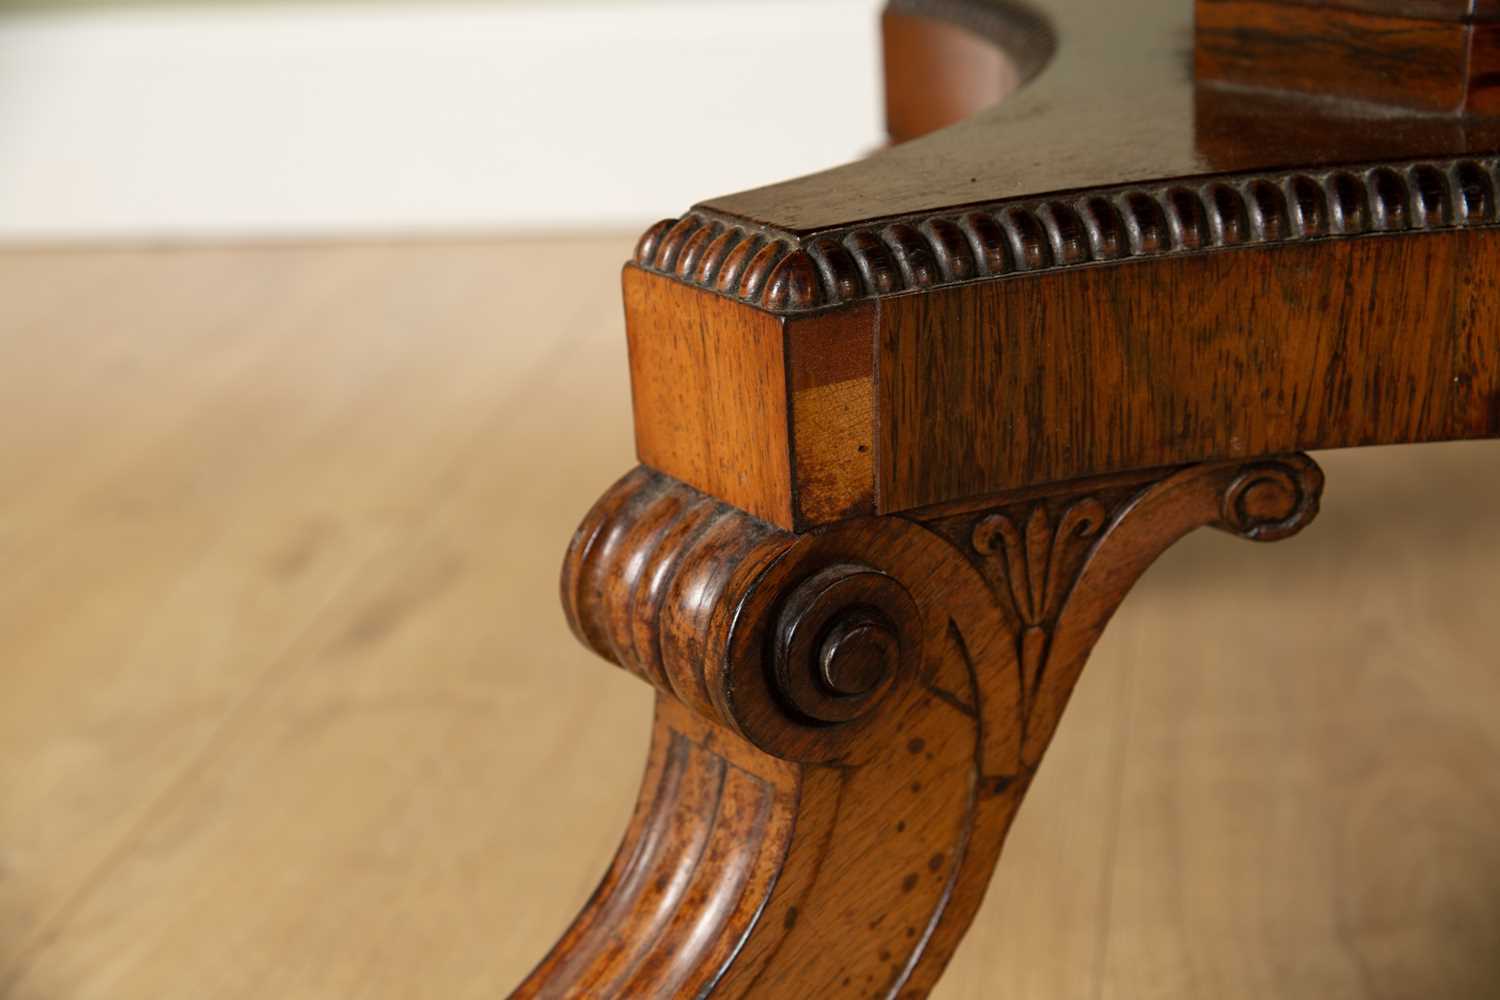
xmin=514 ymin=0 xmax=1500 ymax=996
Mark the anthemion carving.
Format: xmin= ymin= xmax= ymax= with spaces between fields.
xmin=633 ymin=157 xmax=1500 ymax=312
xmin=969 ymin=496 xmax=1114 ymax=725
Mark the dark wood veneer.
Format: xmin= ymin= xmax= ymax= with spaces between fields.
xmin=879 ymin=228 xmax=1500 ymax=511
xmin=1275 ymin=0 xmax=1500 ymax=18
xmin=1197 ymin=0 xmax=1500 ymax=113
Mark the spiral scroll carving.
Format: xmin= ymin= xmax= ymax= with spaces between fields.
xmin=1219 ymin=455 xmax=1325 ymax=541
xmin=770 ymin=564 xmax=921 ymax=727
xmin=561 ymin=468 xmax=926 ymax=761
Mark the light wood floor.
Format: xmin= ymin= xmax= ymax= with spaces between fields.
xmin=1 ymin=236 xmax=1498 ymax=1000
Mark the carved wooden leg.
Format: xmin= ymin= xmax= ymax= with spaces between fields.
xmin=514 ymin=454 xmax=1324 ymax=999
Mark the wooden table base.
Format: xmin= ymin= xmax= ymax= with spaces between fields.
xmin=510 ymin=0 xmax=1500 ymax=991
xmin=516 ymin=455 xmax=1323 ymax=997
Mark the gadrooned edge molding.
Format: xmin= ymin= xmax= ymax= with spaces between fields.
xmin=632 ymin=157 xmax=1500 ymax=313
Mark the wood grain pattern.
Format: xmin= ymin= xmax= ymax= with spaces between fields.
xmin=630 ymin=218 xmax=1500 ymax=524
xmin=1268 ymin=0 xmax=1500 ymax=19
xmin=878 ymin=229 xmax=1500 ymax=512
xmin=786 ymin=302 xmax=879 ymax=525
xmin=624 ymin=266 xmax=794 ymax=526
xmin=1196 ymin=0 xmax=1500 ymax=113
xmin=1471 ymin=23 xmax=1500 ymax=115
xmin=625 ymin=270 xmax=879 ymax=530
xmin=519 ymin=455 xmax=1324 ymax=997
xmin=0 ymin=237 xmax=653 ymax=1000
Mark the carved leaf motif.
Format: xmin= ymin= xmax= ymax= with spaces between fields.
xmin=970 ymin=497 xmax=1109 ymax=626
xmin=969 ymin=497 xmax=1110 ymax=714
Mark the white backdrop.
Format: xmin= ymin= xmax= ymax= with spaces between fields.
xmin=0 ymin=1 xmax=885 ymax=240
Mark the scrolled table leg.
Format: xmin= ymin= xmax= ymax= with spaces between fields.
xmin=514 ymin=454 xmax=1324 ymax=999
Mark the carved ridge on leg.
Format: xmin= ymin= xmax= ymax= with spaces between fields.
xmin=514 ymin=697 xmax=802 ymax=999
xmin=516 ymin=454 xmax=1325 ymax=999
